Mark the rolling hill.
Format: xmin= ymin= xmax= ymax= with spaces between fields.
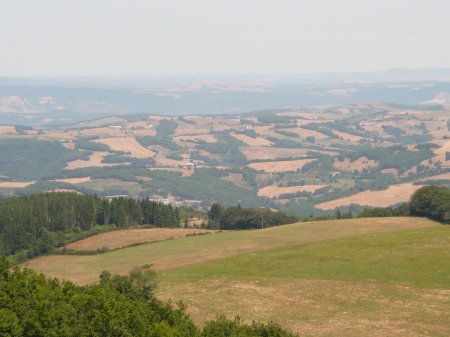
xmin=24 ymin=217 xmax=450 ymax=336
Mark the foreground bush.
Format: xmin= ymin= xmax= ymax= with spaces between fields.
xmin=0 ymin=258 xmax=297 ymax=337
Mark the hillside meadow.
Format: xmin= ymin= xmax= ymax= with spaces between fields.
xmin=24 ymin=217 xmax=450 ymax=336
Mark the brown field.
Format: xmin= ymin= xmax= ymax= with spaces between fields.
xmin=0 ymin=181 xmax=35 ymax=188
xmin=247 ymin=159 xmax=316 ymax=173
xmin=0 ymin=125 xmax=17 ymax=135
xmin=240 ymin=146 xmax=311 ymax=161
xmin=258 ymin=184 xmax=326 ymax=198
xmin=431 ymin=139 xmax=450 ymax=162
xmin=42 ymin=131 xmax=78 ymax=140
xmin=333 ymin=157 xmax=378 ymax=171
xmin=94 ymin=137 xmax=155 ymax=158
xmin=316 ymin=183 xmax=421 ymax=210
xmin=62 ymin=142 xmax=76 ymax=150
xmin=65 ymin=151 xmax=126 ymax=169
xmin=65 ymin=228 xmax=221 ymax=251
xmin=54 ymin=177 xmax=92 ymax=184
xmin=230 ymin=133 xmax=273 ymax=146
xmin=417 ymin=171 xmax=450 ymax=181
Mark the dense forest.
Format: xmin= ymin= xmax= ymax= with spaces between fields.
xmin=0 ymin=192 xmax=180 ymax=259
xmin=0 ymin=259 xmax=297 ymax=337
xmin=0 ymin=192 xmax=298 ymax=262
xmin=207 ymin=202 xmax=298 ymax=229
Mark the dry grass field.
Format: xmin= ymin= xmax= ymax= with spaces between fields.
xmin=94 ymin=137 xmax=155 ymax=158
xmin=316 ymin=183 xmax=421 ymax=210
xmin=247 ymin=159 xmax=316 ymax=173
xmin=257 ymin=184 xmax=326 ymax=198
xmin=65 ymin=228 xmax=221 ymax=251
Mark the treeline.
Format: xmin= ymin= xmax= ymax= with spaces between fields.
xmin=207 ymin=202 xmax=298 ymax=229
xmin=0 ymin=192 xmax=180 ymax=258
xmin=0 ymin=259 xmax=297 ymax=337
xmin=358 ymin=185 xmax=450 ymax=223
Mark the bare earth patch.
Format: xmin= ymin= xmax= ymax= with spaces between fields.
xmin=247 ymin=159 xmax=316 ymax=173
xmin=65 ymin=228 xmax=221 ymax=251
xmin=316 ymin=183 xmax=421 ymax=210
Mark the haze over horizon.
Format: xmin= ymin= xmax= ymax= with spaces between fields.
xmin=1 ymin=0 xmax=450 ymax=77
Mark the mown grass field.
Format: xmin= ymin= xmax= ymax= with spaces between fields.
xmin=25 ymin=217 xmax=450 ymax=336
xmin=158 ymin=225 xmax=450 ymax=337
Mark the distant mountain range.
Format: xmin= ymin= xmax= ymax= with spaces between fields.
xmin=1 ymin=69 xmax=450 ymax=126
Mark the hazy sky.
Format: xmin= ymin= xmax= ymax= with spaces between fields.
xmin=1 ymin=0 xmax=449 ymax=76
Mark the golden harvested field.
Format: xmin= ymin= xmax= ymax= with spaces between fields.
xmin=230 ymin=133 xmax=273 ymax=146
xmin=0 ymin=125 xmax=17 ymax=135
xmin=0 ymin=181 xmax=35 ymax=188
xmin=65 ymin=151 xmax=126 ymax=169
xmin=94 ymin=137 xmax=155 ymax=158
xmin=333 ymin=157 xmax=378 ymax=171
xmin=54 ymin=177 xmax=92 ymax=184
xmin=257 ymin=184 xmax=326 ymax=198
xmin=316 ymin=183 xmax=422 ymax=210
xmin=431 ymin=139 xmax=450 ymax=162
xmin=247 ymin=159 xmax=316 ymax=173
xmin=240 ymin=146 xmax=311 ymax=161
xmin=65 ymin=228 xmax=221 ymax=251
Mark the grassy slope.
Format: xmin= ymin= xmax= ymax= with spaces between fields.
xmin=158 ymin=226 xmax=450 ymax=337
xmin=26 ymin=217 xmax=435 ymax=284
xmin=25 ymin=217 xmax=448 ymax=336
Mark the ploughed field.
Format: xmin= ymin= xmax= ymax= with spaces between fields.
xmin=25 ymin=217 xmax=450 ymax=337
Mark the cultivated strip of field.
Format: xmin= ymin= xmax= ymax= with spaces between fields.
xmin=240 ymin=146 xmax=311 ymax=161
xmin=0 ymin=181 xmax=35 ymax=188
xmin=257 ymin=184 xmax=326 ymax=198
xmin=65 ymin=228 xmax=221 ymax=251
xmin=94 ymin=137 xmax=155 ymax=158
xmin=316 ymin=183 xmax=421 ymax=210
xmin=54 ymin=177 xmax=92 ymax=184
xmin=230 ymin=133 xmax=273 ymax=146
xmin=247 ymin=159 xmax=316 ymax=173
xmin=25 ymin=217 xmax=435 ymax=285
xmin=158 ymin=225 xmax=450 ymax=337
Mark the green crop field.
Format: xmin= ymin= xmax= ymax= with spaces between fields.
xmin=25 ymin=217 xmax=450 ymax=336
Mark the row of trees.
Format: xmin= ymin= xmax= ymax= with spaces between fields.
xmin=0 ymin=192 xmax=180 ymax=257
xmin=0 ymin=259 xmax=297 ymax=337
xmin=207 ymin=202 xmax=298 ymax=230
xmin=355 ymin=185 xmax=450 ymax=223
